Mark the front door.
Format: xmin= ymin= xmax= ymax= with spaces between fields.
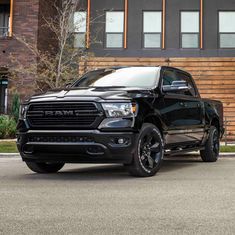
xmin=160 ymin=68 xmax=204 ymax=146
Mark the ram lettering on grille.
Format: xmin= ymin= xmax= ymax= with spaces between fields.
xmin=44 ymin=110 xmax=75 ymax=117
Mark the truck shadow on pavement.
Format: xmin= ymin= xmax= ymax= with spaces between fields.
xmin=22 ymin=157 xmax=202 ymax=180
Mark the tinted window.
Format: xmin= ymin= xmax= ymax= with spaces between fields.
xmin=162 ymin=69 xmax=196 ymax=96
xmin=75 ymin=67 xmax=160 ymax=88
xmin=163 ymin=70 xmax=179 ymax=86
xmin=177 ymin=72 xmax=196 ymax=97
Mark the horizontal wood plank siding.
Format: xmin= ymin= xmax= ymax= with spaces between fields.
xmin=79 ymin=57 xmax=235 ymax=142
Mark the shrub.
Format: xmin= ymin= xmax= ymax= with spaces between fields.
xmin=11 ymin=93 xmax=20 ymax=122
xmin=0 ymin=115 xmax=17 ymax=139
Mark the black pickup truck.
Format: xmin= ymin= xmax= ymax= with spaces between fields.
xmin=17 ymin=66 xmax=224 ymax=177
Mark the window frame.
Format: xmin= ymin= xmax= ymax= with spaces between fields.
xmin=0 ymin=68 xmax=8 ymax=114
xmin=180 ymin=10 xmax=200 ymax=49
xmin=218 ymin=11 xmax=235 ymax=49
xmin=142 ymin=10 xmax=162 ymax=49
xmin=105 ymin=10 xmax=124 ymax=49
xmin=0 ymin=4 xmax=10 ymax=38
xmin=73 ymin=10 xmax=87 ymax=48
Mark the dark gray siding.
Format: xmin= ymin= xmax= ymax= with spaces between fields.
xmin=85 ymin=0 xmax=235 ymax=57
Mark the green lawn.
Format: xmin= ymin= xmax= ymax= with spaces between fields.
xmin=0 ymin=141 xmax=235 ymax=153
xmin=220 ymin=145 xmax=235 ymax=153
xmin=0 ymin=141 xmax=18 ymax=153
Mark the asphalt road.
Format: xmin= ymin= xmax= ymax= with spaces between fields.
xmin=0 ymin=156 xmax=234 ymax=235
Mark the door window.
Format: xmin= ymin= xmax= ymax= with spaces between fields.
xmin=162 ymin=69 xmax=196 ymax=97
xmin=176 ymin=72 xmax=197 ymax=97
xmin=162 ymin=69 xmax=178 ymax=86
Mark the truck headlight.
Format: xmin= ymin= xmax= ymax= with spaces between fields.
xmin=102 ymin=103 xmax=137 ymax=118
xmin=19 ymin=105 xmax=28 ymax=120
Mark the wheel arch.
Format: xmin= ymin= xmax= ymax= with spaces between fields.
xmin=143 ymin=115 xmax=164 ymax=136
xmin=211 ymin=117 xmax=220 ymax=134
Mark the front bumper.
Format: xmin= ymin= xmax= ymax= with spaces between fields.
xmin=17 ymin=130 xmax=138 ymax=164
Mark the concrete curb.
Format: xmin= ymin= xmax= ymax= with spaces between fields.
xmin=0 ymin=153 xmax=20 ymax=157
xmin=220 ymin=153 xmax=235 ymax=156
xmin=0 ymin=139 xmax=16 ymax=142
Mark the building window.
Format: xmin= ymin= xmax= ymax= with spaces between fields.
xmin=0 ymin=4 xmax=10 ymax=37
xmin=73 ymin=11 xmax=87 ymax=48
xmin=143 ymin=11 xmax=162 ymax=48
xmin=219 ymin=12 xmax=235 ymax=48
xmin=0 ymin=68 xmax=8 ymax=114
xmin=180 ymin=11 xmax=199 ymax=49
xmin=105 ymin=11 xmax=124 ymax=48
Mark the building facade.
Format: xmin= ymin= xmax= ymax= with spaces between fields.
xmin=0 ymin=0 xmax=41 ymax=113
xmin=0 ymin=0 xmax=51 ymax=113
xmin=1 ymin=0 xmax=235 ymax=141
xmin=84 ymin=0 xmax=235 ymax=57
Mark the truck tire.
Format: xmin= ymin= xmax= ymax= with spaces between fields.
xmin=200 ymin=126 xmax=220 ymax=162
xmin=25 ymin=162 xmax=65 ymax=173
xmin=128 ymin=123 xmax=164 ymax=177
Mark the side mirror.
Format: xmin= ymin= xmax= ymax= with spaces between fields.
xmin=65 ymin=82 xmax=72 ymax=88
xmin=163 ymin=80 xmax=190 ymax=92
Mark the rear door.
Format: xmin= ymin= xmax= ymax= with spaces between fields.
xmin=160 ymin=68 xmax=204 ymax=145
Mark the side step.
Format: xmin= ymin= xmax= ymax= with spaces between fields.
xmin=164 ymin=146 xmax=204 ymax=156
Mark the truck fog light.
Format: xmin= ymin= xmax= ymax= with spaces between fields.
xmin=118 ymin=138 xmax=125 ymax=144
xmin=110 ymin=137 xmax=130 ymax=145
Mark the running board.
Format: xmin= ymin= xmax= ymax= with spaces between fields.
xmin=164 ymin=146 xmax=204 ymax=156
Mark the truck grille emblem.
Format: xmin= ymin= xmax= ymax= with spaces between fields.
xmin=44 ymin=110 xmax=75 ymax=117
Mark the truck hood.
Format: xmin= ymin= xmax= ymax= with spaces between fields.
xmin=26 ymin=87 xmax=156 ymax=103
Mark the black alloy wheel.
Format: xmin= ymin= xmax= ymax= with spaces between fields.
xmin=212 ymin=129 xmax=220 ymax=156
xmin=138 ymin=130 xmax=162 ymax=172
xmin=128 ymin=123 xmax=164 ymax=177
xmin=200 ymin=126 xmax=220 ymax=162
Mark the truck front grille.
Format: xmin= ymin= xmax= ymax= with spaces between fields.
xmin=26 ymin=102 xmax=103 ymax=129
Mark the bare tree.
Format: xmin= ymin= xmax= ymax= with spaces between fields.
xmin=10 ymin=0 xmax=102 ymax=91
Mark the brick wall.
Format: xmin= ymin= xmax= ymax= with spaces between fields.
xmin=0 ymin=0 xmax=40 ymax=104
xmin=37 ymin=0 xmax=58 ymax=54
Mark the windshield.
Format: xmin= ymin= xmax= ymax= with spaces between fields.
xmin=74 ymin=67 xmax=160 ymax=88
